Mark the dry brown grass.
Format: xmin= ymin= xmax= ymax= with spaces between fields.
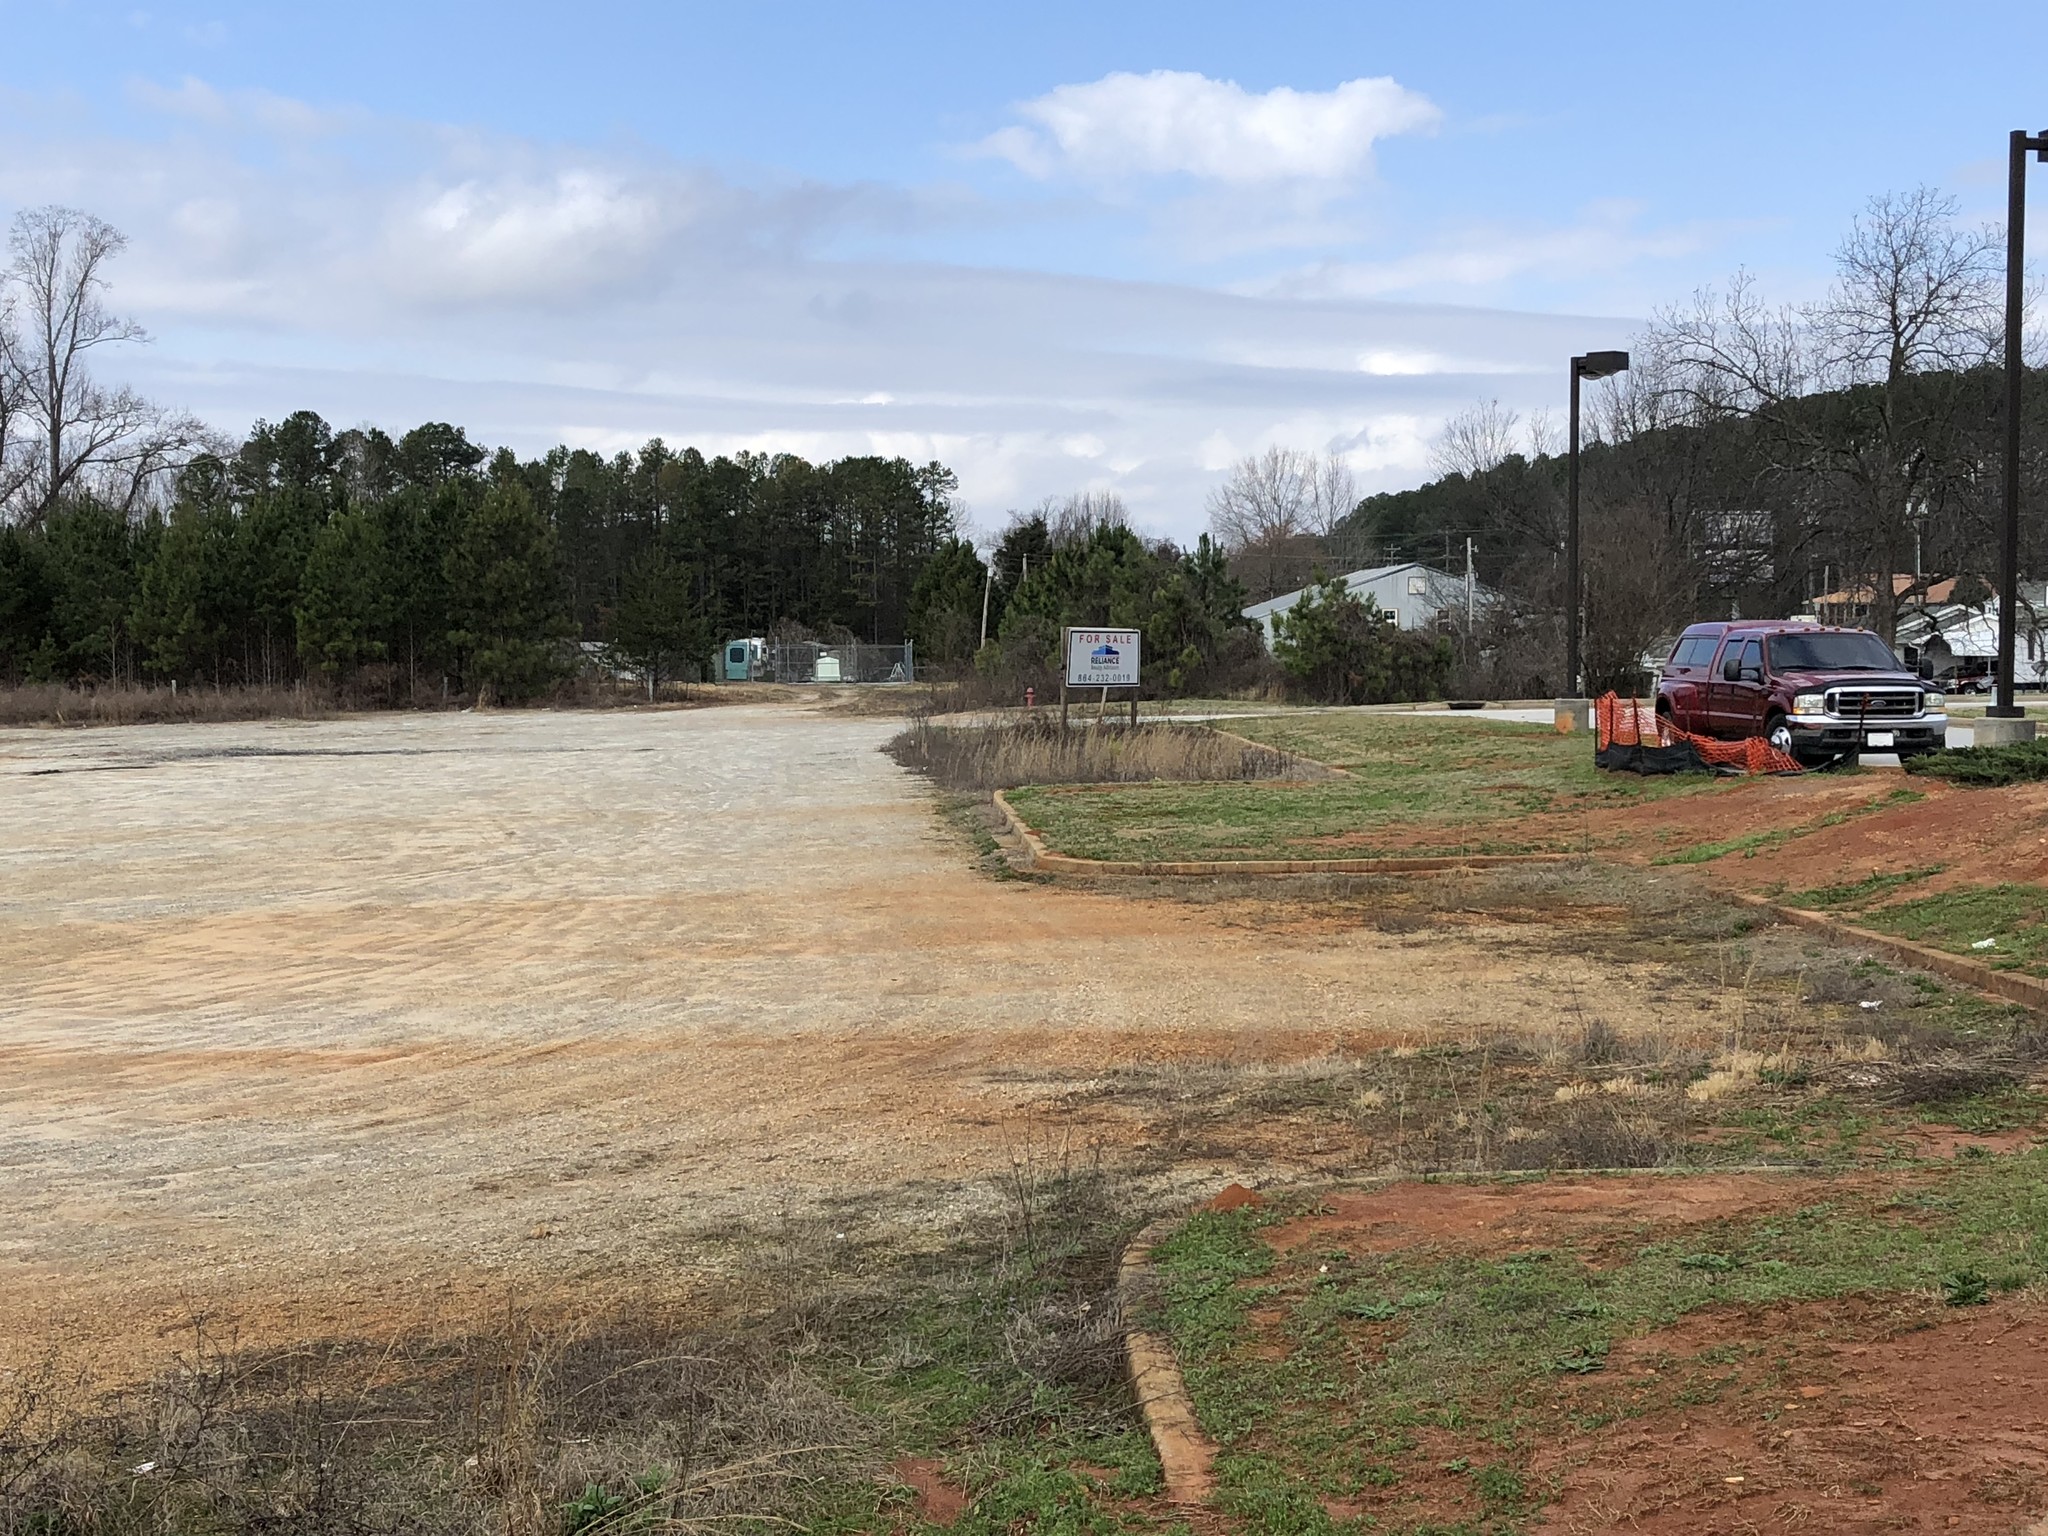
xmin=0 ymin=677 xmax=745 ymax=729
xmin=885 ymin=715 xmax=1317 ymax=792
xmin=0 ymin=683 xmax=337 ymax=728
xmin=0 ymin=1297 xmax=874 ymax=1536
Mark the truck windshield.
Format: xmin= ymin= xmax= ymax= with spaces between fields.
xmin=1766 ymin=632 xmax=1901 ymax=672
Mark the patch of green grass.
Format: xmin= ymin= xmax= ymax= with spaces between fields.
xmin=1004 ymin=714 xmax=1724 ymax=863
xmin=1155 ymin=1153 xmax=2048 ymax=1532
xmin=1855 ymin=882 xmax=2048 ymax=974
xmin=1917 ymin=1084 xmax=2048 ymax=1134
xmin=1782 ymin=864 xmax=1948 ymax=911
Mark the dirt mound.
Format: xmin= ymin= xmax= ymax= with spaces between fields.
xmin=1696 ymin=777 xmax=2048 ymax=896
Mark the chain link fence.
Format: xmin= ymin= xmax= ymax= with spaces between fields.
xmin=736 ymin=641 xmax=915 ymax=684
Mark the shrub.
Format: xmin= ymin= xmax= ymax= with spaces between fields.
xmin=1269 ymin=578 xmax=1451 ymax=705
xmin=1904 ymin=738 xmax=2048 ymax=786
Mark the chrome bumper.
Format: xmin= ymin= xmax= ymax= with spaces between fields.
xmin=1786 ymin=710 xmax=1947 ymax=750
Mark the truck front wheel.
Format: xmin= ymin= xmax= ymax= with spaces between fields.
xmin=1766 ymin=713 xmax=1795 ymax=758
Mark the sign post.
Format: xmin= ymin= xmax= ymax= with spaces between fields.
xmin=1063 ymin=626 xmax=1142 ymax=728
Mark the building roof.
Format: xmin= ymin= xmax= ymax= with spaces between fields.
xmin=1242 ymin=561 xmax=1465 ymax=621
xmin=1813 ymin=575 xmax=1956 ymax=606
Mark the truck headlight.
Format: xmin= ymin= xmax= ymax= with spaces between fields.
xmin=1793 ymin=692 xmax=1825 ymax=714
xmin=1922 ymin=690 xmax=1945 ymax=710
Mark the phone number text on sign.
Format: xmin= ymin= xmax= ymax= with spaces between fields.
xmin=1064 ymin=627 xmax=1141 ymax=687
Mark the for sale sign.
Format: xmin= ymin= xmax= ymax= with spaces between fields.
xmin=1064 ymin=627 xmax=1141 ymax=688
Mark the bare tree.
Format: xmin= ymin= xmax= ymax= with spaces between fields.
xmin=1427 ymin=400 xmax=1523 ymax=481
xmin=1649 ymin=188 xmax=2003 ymax=638
xmin=1039 ymin=489 xmax=1129 ymax=546
xmin=1205 ymin=447 xmax=1358 ymax=599
xmin=1 ymin=207 xmax=206 ymax=525
xmin=0 ymin=286 xmax=31 ymax=513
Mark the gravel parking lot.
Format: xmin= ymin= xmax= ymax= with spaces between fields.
xmin=0 ymin=705 xmax=1733 ymax=1374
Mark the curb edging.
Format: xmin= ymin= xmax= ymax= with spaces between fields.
xmin=1117 ymin=1214 xmax=1218 ymax=1506
xmin=1725 ymin=892 xmax=2048 ymax=1012
xmin=986 ymin=791 xmax=2048 ymax=1014
xmin=988 ymin=789 xmax=1575 ymax=878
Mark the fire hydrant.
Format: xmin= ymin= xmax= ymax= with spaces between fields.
xmin=1025 ymin=686 xmax=1036 ymax=708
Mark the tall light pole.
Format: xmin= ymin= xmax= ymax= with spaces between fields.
xmin=1990 ymin=129 xmax=2048 ymax=731
xmin=1566 ymin=349 xmax=1630 ymax=701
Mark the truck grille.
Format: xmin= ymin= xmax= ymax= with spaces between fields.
xmin=1825 ymin=687 xmax=1921 ymax=719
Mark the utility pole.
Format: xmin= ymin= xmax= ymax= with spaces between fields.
xmin=1465 ymin=537 xmax=1475 ymax=629
xmin=979 ymin=557 xmax=992 ymax=647
xmin=1563 ymin=350 xmax=1629 ymax=723
xmin=1987 ymin=125 xmax=2048 ymax=740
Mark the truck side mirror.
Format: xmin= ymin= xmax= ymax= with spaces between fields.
xmin=1722 ymin=656 xmax=1742 ymax=682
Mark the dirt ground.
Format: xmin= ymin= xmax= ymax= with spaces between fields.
xmin=0 ymin=705 xmax=1773 ymax=1380
xmin=1246 ymin=1177 xmax=2048 ymax=1535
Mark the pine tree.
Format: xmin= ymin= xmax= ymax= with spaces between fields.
xmin=296 ymin=507 xmax=394 ymax=678
xmin=445 ymin=481 xmax=569 ymax=702
xmin=607 ymin=544 xmax=706 ymax=694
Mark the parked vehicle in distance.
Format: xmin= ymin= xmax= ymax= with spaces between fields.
xmin=1656 ymin=621 xmax=1946 ymax=766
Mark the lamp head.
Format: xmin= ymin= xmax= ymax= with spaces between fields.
xmin=1575 ymin=350 xmax=1631 ymax=380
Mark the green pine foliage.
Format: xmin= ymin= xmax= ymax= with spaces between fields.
xmin=606 ymin=544 xmax=708 ymax=692
xmin=296 ymin=507 xmax=394 ymax=677
xmin=907 ymin=536 xmax=987 ymax=665
xmin=0 ymin=410 xmax=969 ymax=695
xmin=985 ymin=523 xmax=1257 ymax=693
xmin=1269 ymin=575 xmax=1452 ymax=704
xmin=445 ymin=481 xmax=571 ymax=702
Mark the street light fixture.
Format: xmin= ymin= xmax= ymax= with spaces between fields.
xmin=1989 ymin=129 xmax=2048 ymax=733
xmin=1565 ymin=349 xmax=1630 ymax=702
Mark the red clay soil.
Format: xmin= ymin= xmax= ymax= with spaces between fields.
xmin=1685 ymin=776 xmax=2048 ymax=898
xmin=1208 ymin=1182 xmax=1266 ymax=1212
xmin=892 ymin=1458 xmax=970 ymax=1527
xmin=1294 ymin=766 xmax=2048 ymax=900
xmin=1250 ymin=1175 xmax=2048 ymax=1533
xmin=1536 ymin=1294 xmax=2048 ymax=1534
xmin=1260 ymin=1173 xmax=1834 ymax=1259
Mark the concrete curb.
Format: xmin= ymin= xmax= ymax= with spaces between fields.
xmin=988 ymin=789 xmax=1573 ymax=879
xmin=1116 ymin=1214 xmax=1218 ymax=1506
xmin=986 ymin=793 xmax=2048 ymax=1013
xmin=1725 ymin=892 xmax=2048 ymax=1012
xmin=1203 ymin=724 xmax=1356 ymax=779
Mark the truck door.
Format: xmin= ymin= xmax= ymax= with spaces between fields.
xmin=1664 ymin=633 xmax=1715 ymax=730
xmin=1714 ymin=635 xmax=1766 ymax=738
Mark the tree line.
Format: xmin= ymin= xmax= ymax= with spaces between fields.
xmin=1203 ymin=187 xmax=2048 ymax=696
xmin=0 ymin=410 xmax=964 ymax=700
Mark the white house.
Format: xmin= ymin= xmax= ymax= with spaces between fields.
xmin=1894 ymin=586 xmax=2048 ymax=688
xmin=1243 ymin=562 xmax=1489 ymax=647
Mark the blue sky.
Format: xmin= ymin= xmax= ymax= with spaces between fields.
xmin=2 ymin=0 xmax=2040 ymax=539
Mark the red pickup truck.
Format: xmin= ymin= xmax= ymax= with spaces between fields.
xmin=1655 ymin=620 xmax=1947 ymax=766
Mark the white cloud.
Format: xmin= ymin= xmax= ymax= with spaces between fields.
xmin=0 ymin=75 xmax=1647 ymax=544
xmin=1264 ymin=201 xmax=1723 ymax=303
xmin=383 ymin=167 xmax=689 ymax=303
xmin=979 ymin=70 xmax=1439 ymax=184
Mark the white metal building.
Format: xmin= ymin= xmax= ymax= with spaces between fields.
xmin=1894 ymin=588 xmax=2048 ymax=688
xmin=1243 ymin=562 xmax=1487 ymax=647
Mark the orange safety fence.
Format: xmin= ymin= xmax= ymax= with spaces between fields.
xmin=1595 ymin=692 xmax=1803 ymax=775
